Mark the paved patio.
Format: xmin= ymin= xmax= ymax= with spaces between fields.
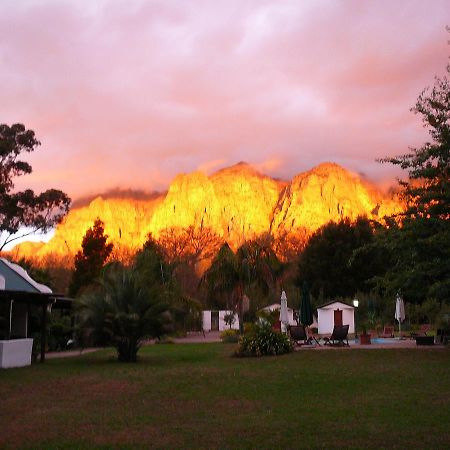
xmin=294 ymin=338 xmax=445 ymax=350
xmin=45 ymin=333 xmax=445 ymax=359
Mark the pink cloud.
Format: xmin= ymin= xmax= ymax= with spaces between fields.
xmin=1 ymin=0 xmax=448 ymax=200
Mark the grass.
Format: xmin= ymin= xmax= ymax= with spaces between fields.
xmin=1 ymin=344 xmax=449 ymax=449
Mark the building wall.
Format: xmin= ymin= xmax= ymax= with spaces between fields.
xmin=202 ymin=311 xmax=212 ymax=331
xmin=0 ymin=338 xmax=33 ymax=368
xmin=317 ymin=304 xmax=355 ymax=334
xmin=202 ymin=310 xmax=239 ymax=332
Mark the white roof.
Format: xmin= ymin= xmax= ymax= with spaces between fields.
xmin=317 ymin=301 xmax=353 ymax=310
xmin=0 ymin=258 xmax=52 ymax=293
xmin=261 ymin=303 xmax=294 ymax=312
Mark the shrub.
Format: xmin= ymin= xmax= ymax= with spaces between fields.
xmin=223 ymin=312 xmax=236 ymax=329
xmin=235 ymin=322 xmax=293 ymax=357
xmin=220 ymin=329 xmax=239 ymax=343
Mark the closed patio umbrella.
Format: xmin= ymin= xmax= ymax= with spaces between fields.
xmin=279 ymin=290 xmax=289 ymax=333
xmin=395 ymin=293 xmax=405 ymax=336
xmin=300 ymin=282 xmax=313 ymax=327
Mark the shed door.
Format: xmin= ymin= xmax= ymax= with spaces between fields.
xmin=334 ymin=309 xmax=343 ymax=327
xmin=211 ymin=311 xmax=219 ymax=331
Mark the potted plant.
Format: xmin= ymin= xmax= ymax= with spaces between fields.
xmin=359 ymin=322 xmax=371 ymax=345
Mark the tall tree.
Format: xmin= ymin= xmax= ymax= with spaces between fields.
xmin=135 ymin=236 xmax=202 ymax=334
xmin=377 ymin=58 xmax=450 ymax=304
xmin=297 ymin=217 xmax=376 ymax=299
xmin=0 ymin=123 xmax=70 ymax=250
xmin=69 ymin=218 xmax=113 ymax=296
xmin=380 ymin=63 xmax=449 ymax=220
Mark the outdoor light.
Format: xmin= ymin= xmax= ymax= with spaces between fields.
xmin=353 ymin=299 xmax=359 ymax=340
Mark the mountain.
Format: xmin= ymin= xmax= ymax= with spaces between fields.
xmin=10 ymin=162 xmax=402 ymax=263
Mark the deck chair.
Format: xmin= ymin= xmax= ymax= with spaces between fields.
xmin=409 ymin=323 xmax=431 ymax=339
xmin=289 ymin=325 xmax=308 ymax=345
xmin=419 ymin=324 xmax=431 ymax=336
xmin=323 ymin=324 xmax=350 ymax=347
xmin=380 ymin=326 xmax=394 ymax=338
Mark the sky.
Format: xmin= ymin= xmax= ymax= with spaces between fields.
xmin=1 ymin=0 xmax=449 ymax=203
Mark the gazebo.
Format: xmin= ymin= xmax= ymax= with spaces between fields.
xmin=0 ymin=258 xmax=72 ymax=367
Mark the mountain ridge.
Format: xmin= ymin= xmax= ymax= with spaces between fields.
xmin=9 ymin=161 xmax=402 ymax=263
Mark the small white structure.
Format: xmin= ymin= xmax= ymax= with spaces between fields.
xmin=202 ymin=310 xmax=239 ymax=332
xmin=0 ymin=258 xmax=53 ymax=368
xmin=261 ymin=304 xmax=297 ymax=326
xmin=0 ymin=338 xmax=34 ymax=369
xmin=317 ymin=301 xmax=355 ymax=335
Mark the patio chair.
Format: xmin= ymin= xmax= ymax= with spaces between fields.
xmin=323 ymin=324 xmax=350 ymax=347
xmin=289 ymin=325 xmax=308 ymax=346
xmin=380 ymin=326 xmax=394 ymax=338
xmin=409 ymin=323 xmax=431 ymax=339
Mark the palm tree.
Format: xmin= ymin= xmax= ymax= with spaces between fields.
xmin=202 ymin=241 xmax=287 ymax=333
xmin=77 ymin=264 xmax=171 ymax=362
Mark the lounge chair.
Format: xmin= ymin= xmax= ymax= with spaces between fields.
xmin=289 ymin=325 xmax=308 ymax=345
xmin=380 ymin=326 xmax=394 ymax=338
xmin=323 ymin=324 xmax=350 ymax=347
xmin=409 ymin=323 xmax=431 ymax=339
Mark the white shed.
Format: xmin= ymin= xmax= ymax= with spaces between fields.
xmin=260 ymin=303 xmax=297 ymax=326
xmin=202 ymin=310 xmax=239 ymax=332
xmin=317 ymin=301 xmax=355 ymax=335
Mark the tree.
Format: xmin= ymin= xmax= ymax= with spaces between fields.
xmin=156 ymin=226 xmax=223 ymax=296
xmin=297 ymin=217 xmax=377 ymax=299
xmin=158 ymin=226 xmax=222 ymax=267
xmin=77 ymin=264 xmax=171 ymax=362
xmin=202 ymin=243 xmax=241 ymax=311
xmin=377 ymin=58 xmax=450 ymax=304
xmin=0 ymin=123 xmax=70 ymax=250
xmin=380 ymin=63 xmax=449 ymax=220
xmin=135 ymin=235 xmax=203 ymax=334
xmin=69 ymin=218 xmax=113 ymax=296
xmin=202 ymin=240 xmax=286 ymax=333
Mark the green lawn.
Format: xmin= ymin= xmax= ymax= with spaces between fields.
xmin=1 ymin=344 xmax=449 ymax=449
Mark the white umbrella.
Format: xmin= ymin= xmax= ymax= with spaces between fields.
xmin=280 ymin=290 xmax=289 ymax=333
xmin=395 ymin=293 xmax=405 ymax=336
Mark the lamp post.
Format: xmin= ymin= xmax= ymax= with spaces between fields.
xmin=353 ymin=299 xmax=359 ymax=340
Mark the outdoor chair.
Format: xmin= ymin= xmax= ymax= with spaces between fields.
xmin=289 ymin=325 xmax=308 ymax=345
xmin=409 ymin=323 xmax=431 ymax=339
xmin=323 ymin=324 xmax=350 ymax=347
xmin=380 ymin=326 xmax=394 ymax=338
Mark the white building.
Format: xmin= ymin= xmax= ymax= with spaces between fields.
xmin=261 ymin=303 xmax=297 ymax=326
xmin=261 ymin=304 xmax=319 ymax=327
xmin=202 ymin=310 xmax=239 ymax=332
xmin=317 ymin=301 xmax=355 ymax=335
xmin=0 ymin=258 xmax=52 ymax=368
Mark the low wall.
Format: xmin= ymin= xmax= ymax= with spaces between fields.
xmin=0 ymin=338 xmax=34 ymax=369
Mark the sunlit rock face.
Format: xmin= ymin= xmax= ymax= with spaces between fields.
xmin=150 ymin=171 xmax=222 ymax=237
xmin=13 ymin=197 xmax=163 ymax=261
xmin=271 ymin=162 xmax=401 ymax=236
xmin=11 ymin=162 xmax=402 ymax=264
xmin=210 ymin=163 xmax=286 ymax=247
xmin=148 ymin=162 xmax=285 ymax=247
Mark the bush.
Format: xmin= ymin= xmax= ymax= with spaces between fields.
xmin=235 ymin=322 xmax=293 ymax=357
xmin=220 ymin=329 xmax=239 ymax=343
